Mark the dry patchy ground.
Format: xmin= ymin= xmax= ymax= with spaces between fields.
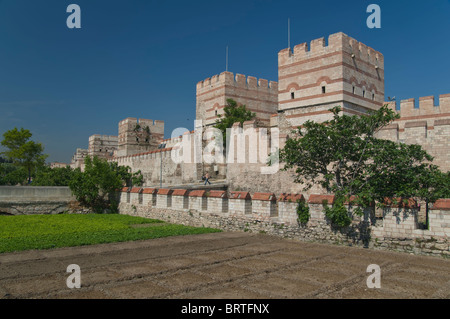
xmin=0 ymin=232 xmax=449 ymax=299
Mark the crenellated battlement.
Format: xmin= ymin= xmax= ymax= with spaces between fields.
xmin=196 ymin=71 xmax=278 ymax=92
xmin=385 ymin=94 xmax=450 ymax=118
xmin=196 ymin=71 xmax=278 ymax=127
xmin=88 ymin=134 xmax=118 ymax=142
xmin=278 ymin=32 xmax=384 ymax=69
xmin=118 ymin=118 xmax=164 ymax=130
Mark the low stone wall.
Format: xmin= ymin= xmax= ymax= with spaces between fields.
xmin=118 ymin=188 xmax=450 ymax=258
xmin=371 ymin=199 xmax=450 ymax=255
xmin=0 ymin=186 xmax=78 ymax=215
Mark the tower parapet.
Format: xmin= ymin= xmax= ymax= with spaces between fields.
xmin=88 ymin=134 xmax=118 ymax=159
xmin=386 ymin=94 xmax=450 ymax=118
xmin=377 ymin=93 xmax=450 ymax=172
xmin=196 ymin=71 xmax=278 ymax=127
xmin=279 ymin=32 xmax=384 ymax=69
xmin=277 ymin=32 xmax=384 ymax=129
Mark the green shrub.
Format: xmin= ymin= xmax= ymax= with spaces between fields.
xmin=68 ymin=156 xmax=143 ymax=213
xmin=322 ymin=197 xmax=352 ymax=228
xmin=296 ymin=200 xmax=310 ymax=225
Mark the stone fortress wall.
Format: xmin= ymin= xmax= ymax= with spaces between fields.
xmin=378 ymin=96 xmax=450 ymax=171
xmin=70 ymin=32 xmax=450 ymax=192
xmin=60 ymin=31 xmax=450 ymax=257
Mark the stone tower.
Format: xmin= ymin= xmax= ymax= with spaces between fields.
xmin=196 ymin=71 xmax=278 ymax=127
xmin=88 ymin=135 xmax=118 ymax=159
xmin=276 ymin=32 xmax=385 ymax=128
xmin=117 ymin=118 xmax=164 ymax=157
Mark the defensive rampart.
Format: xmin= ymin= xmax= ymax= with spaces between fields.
xmin=118 ymin=187 xmax=450 ymax=257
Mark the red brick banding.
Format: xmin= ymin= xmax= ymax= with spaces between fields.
xmin=280 ymin=90 xmax=382 ymax=108
xmin=404 ymin=121 xmax=427 ymax=128
xmin=279 ymin=76 xmax=382 ymax=95
xmin=279 ymin=61 xmax=382 ymax=83
xmin=394 ymin=113 xmax=450 ymax=122
xmin=435 ymin=119 xmax=450 ymax=126
xmin=279 ymin=50 xmax=383 ymax=72
xmin=380 ymin=123 xmax=399 ymax=130
xmin=243 ymin=120 xmax=256 ymax=126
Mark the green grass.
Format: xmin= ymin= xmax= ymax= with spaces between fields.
xmin=0 ymin=214 xmax=221 ymax=253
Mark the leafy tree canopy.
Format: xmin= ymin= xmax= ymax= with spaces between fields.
xmin=1 ymin=128 xmax=48 ymax=183
xmin=33 ymin=165 xmax=75 ymax=186
xmin=0 ymin=163 xmax=28 ymax=186
xmin=214 ymin=99 xmax=256 ymax=146
xmin=279 ymin=105 xmax=448 ymax=226
xmin=68 ymin=156 xmax=143 ymax=213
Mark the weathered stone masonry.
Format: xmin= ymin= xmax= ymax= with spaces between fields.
xmin=0 ymin=186 xmax=78 ymax=215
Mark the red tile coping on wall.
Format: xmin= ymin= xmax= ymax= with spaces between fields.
xmin=130 ymin=187 xmax=142 ymax=193
xmin=308 ymin=194 xmax=335 ymax=205
xmin=229 ymin=191 xmax=252 ymax=200
xmin=278 ymin=193 xmax=304 ymax=202
xmin=172 ymin=189 xmax=189 ymax=196
xmin=383 ymin=197 xmax=418 ymax=209
xmin=308 ymin=194 xmax=377 ymax=206
xmin=157 ymin=189 xmax=173 ymax=195
xmin=142 ymin=188 xmax=157 ymax=194
xmin=345 ymin=195 xmax=374 ymax=206
xmin=430 ymin=199 xmax=450 ymax=211
xmin=121 ymin=187 xmax=130 ymax=192
xmin=188 ymin=190 xmax=206 ymax=197
xmin=207 ymin=190 xmax=227 ymax=198
xmin=252 ymin=192 xmax=276 ymax=201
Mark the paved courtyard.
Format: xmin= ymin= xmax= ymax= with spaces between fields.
xmin=0 ymin=231 xmax=449 ymax=299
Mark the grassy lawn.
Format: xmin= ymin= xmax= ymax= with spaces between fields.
xmin=0 ymin=214 xmax=221 ymax=253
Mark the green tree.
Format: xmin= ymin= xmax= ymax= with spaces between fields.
xmin=214 ymin=98 xmax=256 ymax=146
xmin=279 ymin=105 xmax=445 ymax=226
xmin=0 ymin=163 xmax=28 ymax=185
xmin=33 ymin=165 xmax=76 ymax=186
xmin=1 ymin=128 xmax=48 ymax=183
xmin=68 ymin=156 xmax=143 ymax=213
xmin=111 ymin=162 xmax=144 ymax=187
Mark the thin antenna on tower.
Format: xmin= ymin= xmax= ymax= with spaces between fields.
xmin=226 ymin=45 xmax=229 ymax=72
xmin=288 ymin=18 xmax=290 ymax=49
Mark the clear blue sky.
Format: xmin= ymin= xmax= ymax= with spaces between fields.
xmin=0 ymin=0 xmax=449 ymax=163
